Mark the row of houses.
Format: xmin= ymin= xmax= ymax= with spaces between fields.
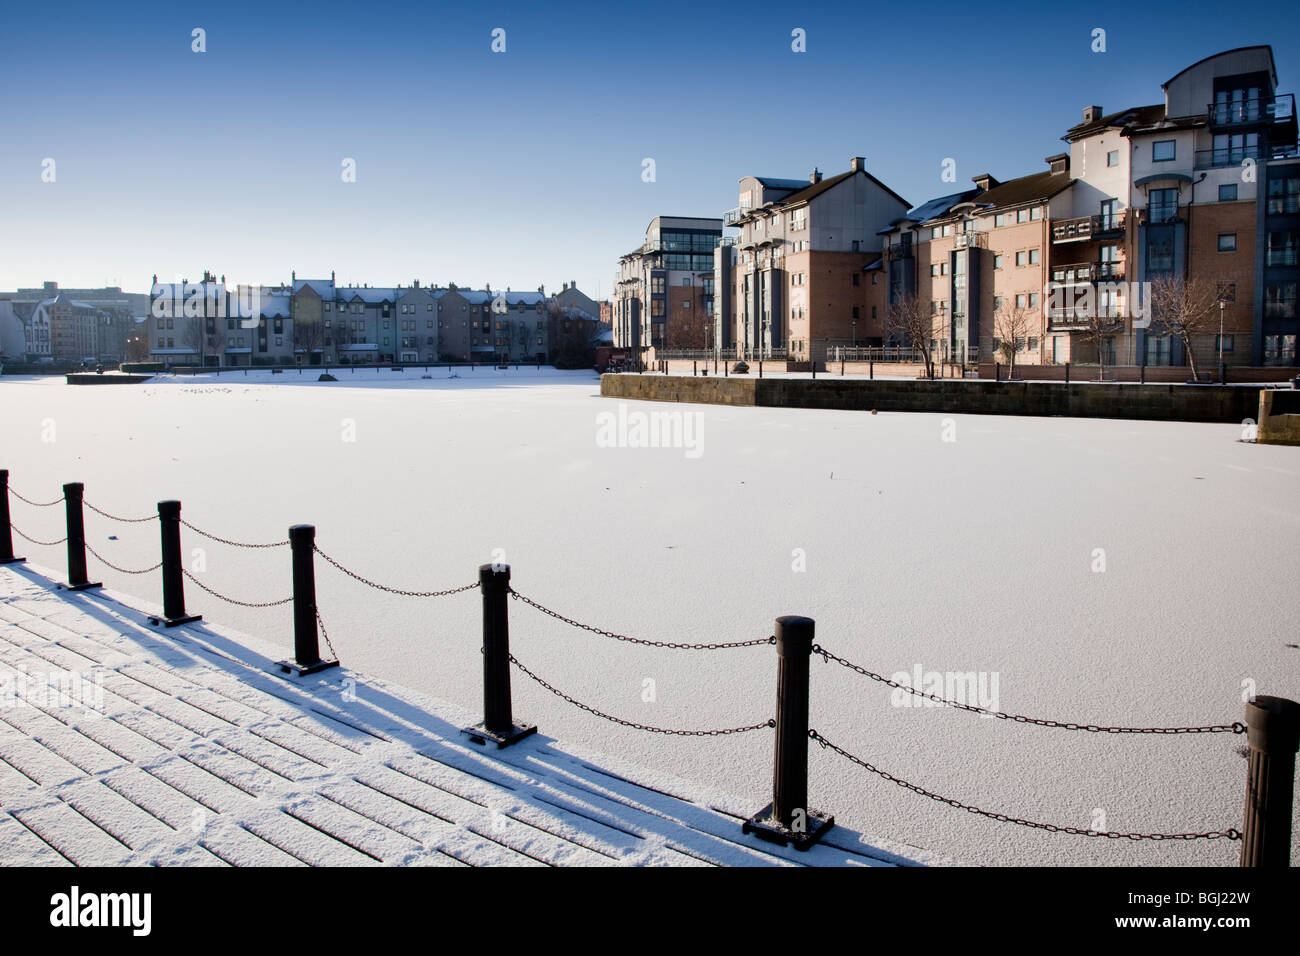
xmin=0 ymin=282 xmax=147 ymax=364
xmin=147 ymin=273 xmax=605 ymax=367
xmin=614 ymin=45 xmax=1300 ymax=371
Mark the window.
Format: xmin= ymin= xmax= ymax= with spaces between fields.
xmin=1029 ymin=293 xmax=1039 ymax=309
xmin=324 ymin=303 xmax=331 ymax=311
xmin=1218 ymin=233 xmax=1237 ymax=252
xmin=852 ymin=273 xmax=860 ymax=286
xmin=1216 ymin=334 xmax=1235 ymax=353
xmin=1107 ymin=150 xmax=1119 ymax=167
xmin=1266 ymin=230 xmax=1299 ymax=267
xmin=993 ymin=296 xmax=1003 ymax=310
xmin=1152 ymin=140 xmax=1176 ymax=162
xmin=994 ymin=255 xmax=1004 ymax=270
xmin=1267 ymin=177 xmax=1300 ymax=215
xmin=994 ymin=214 xmax=1008 ymax=228
xmin=1217 ymin=282 xmax=1236 ymax=303
xmin=943 ymin=224 xmax=953 ymax=237
xmin=1148 ymin=188 xmax=1179 ymax=223
xmin=1016 ymin=294 xmax=1027 ymax=308
xmin=682 ymin=276 xmax=692 ymax=286
xmin=931 ymin=226 xmax=942 ymax=239
xmin=1219 ymin=184 xmax=1238 ymax=202
xmin=1030 ymin=207 xmax=1042 ymax=221
xmin=1028 ymin=248 xmax=1040 ymax=265
xmin=1017 ymin=209 xmax=1029 ymax=223
xmin=1015 ymin=251 xmax=1027 ymax=266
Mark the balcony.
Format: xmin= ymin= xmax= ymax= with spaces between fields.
xmin=1206 ymin=93 xmax=1296 ymax=134
xmin=1047 ymin=309 xmax=1124 ymax=332
xmin=1049 ymin=261 xmax=1125 ymax=285
xmin=952 ymin=232 xmax=986 ymax=249
xmin=724 ymin=206 xmax=753 ymax=226
xmin=1051 ymin=212 xmax=1125 ymax=244
xmin=1194 ymin=141 xmax=1300 ymax=169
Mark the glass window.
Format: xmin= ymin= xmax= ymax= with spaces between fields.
xmin=1017 ymin=209 xmax=1029 ymax=223
xmin=1219 ymin=184 xmax=1238 ymax=202
xmin=1015 ymin=251 xmax=1027 ymax=266
xmin=1029 ymin=249 xmax=1040 ymax=265
xmin=1152 ymin=140 xmax=1176 ymax=162
xmin=1148 ymin=188 xmax=1179 ymax=223
xmin=1030 ymin=207 xmax=1042 ymax=221
xmin=994 ymin=255 xmax=1004 ymax=270
xmin=1107 ymin=150 xmax=1119 ymax=167
xmin=1218 ymin=234 xmax=1237 ymax=252
xmin=1267 ymin=177 xmax=1300 ymax=215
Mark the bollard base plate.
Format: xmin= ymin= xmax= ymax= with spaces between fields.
xmin=277 ymin=658 xmax=340 ymax=677
xmin=0 ymin=556 xmax=26 ymax=564
xmin=462 ymin=721 xmax=537 ymax=749
xmin=742 ymin=804 xmax=835 ymax=851
xmin=150 ymin=614 xmax=202 ymax=628
xmin=60 ymin=581 xmax=103 ymax=592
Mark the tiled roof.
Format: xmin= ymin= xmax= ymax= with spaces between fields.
xmin=1063 ymin=104 xmax=1164 ymax=140
xmin=970 ymin=169 xmax=1073 ymax=210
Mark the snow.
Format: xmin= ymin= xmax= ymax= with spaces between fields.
xmin=2 ymin=367 xmax=1297 ymax=866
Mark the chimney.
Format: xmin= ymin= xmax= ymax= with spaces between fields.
xmin=331 ymin=270 xmax=335 ymax=284
xmin=850 ymin=157 xmax=865 ymax=172
xmin=810 ymin=167 xmax=822 ymax=184
xmin=1082 ymin=105 xmax=1103 ymax=124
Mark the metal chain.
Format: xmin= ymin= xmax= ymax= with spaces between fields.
xmin=84 ymin=501 xmax=158 ymax=524
xmin=811 ymin=644 xmax=1245 ymax=736
xmin=810 ymin=729 xmax=1240 ymax=842
xmin=508 ymin=652 xmax=773 ymax=737
xmin=181 ymin=568 xmax=293 ymax=608
xmin=86 ymin=544 xmax=161 ymax=575
xmin=179 ymin=519 xmax=288 ymax=550
xmin=313 ymin=546 xmax=480 ymax=598
xmin=315 ymin=606 xmax=338 ymax=660
xmin=8 ymin=489 xmax=63 ymax=508
xmin=509 ymin=587 xmax=776 ymax=650
xmin=10 ymin=525 xmax=67 ymax=547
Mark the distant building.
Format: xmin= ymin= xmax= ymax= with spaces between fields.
xmin=614 ymin=216 xmax=722 ymax=356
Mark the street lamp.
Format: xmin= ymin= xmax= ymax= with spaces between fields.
xmin=1218 ymin=298 xmax=1226 ymax=383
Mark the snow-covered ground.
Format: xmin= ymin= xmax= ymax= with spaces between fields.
xmin=2 ymin=367 xmax=1297 ymax=866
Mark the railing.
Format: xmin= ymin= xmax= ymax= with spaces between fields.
xmin=827 ymin=345 xmax=924 ymax=363
xmin=3 ymin=465 xmax=1296 ymax=863
xmin=1207 ymin=92 xmax=1295 ymax=128
xmin=1051 ymin=213 xmax=1125 ymax=243
xmin=1050 ymin=261 xmax=1125 ymax=284
xmin=723 ymin=206 xmax=752 ymax=226
xmin=1194 ymin=142 xmax=1300 ymax=169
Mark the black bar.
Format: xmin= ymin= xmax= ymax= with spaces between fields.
xmin=743 ymin=615 xmax=833 ymax=850
xmin=1239 ymin=695 xmax=1300 ymax=867
xmin=62 ymin=483 xmax=99 ymax=591
xmin=463 ymin=563 xmax=536 ymax=748
xmin=279 ymin=524 xmax=337 ymax=675
xmin=1065 ymin=361 xmax=1070 ymax=385
xmin=156 ymin=501 xmax=199 ymax=627
xmin=0 ymin=470 xmax=24 ymax=564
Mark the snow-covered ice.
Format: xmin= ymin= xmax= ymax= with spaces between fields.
xmin=1 ymin=367 xmax=1297 ymax=866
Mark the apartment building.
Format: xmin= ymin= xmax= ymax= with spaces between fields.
xmin=717 ymin=158 xmax=908 ymax=362
xmin=613 ymin=216 xmax=721 ymax=355
xmin=882 ymin=45 xmax=1299 ymax=371
xmin=0 ymin=281 xmax=143 ymax=362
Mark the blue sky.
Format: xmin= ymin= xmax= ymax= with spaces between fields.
xmin=2 ymin=1 xmax=1297 ymax=300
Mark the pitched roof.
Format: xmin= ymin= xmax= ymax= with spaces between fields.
xmin=777 ymin=168 xmax=909 ymax=209
xmin=900 ymin=189 xmax=982 ymax=224
xmin=973 ymin=169 xmax=1073 ymax=210
xmin=1063 ymin=104 xmax=1165 ymax=141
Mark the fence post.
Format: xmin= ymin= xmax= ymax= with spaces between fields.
xmin=278 ymin=524 xmax=338 ymax=675
xmin=1065 ymin=361 xmax=1070 ymax=385
xmin=0 ymin=471 xmax=24 ymax=564
xmin=1239 ymin=695 xmax=1300 ymax=867
xmin=153 ymin=501 xmax=200 ymax=627
xmin=743 ymin=615 xmax=834 ymax=850
xmin=759 ymin=357 xmax=763 ymax=378
xmin=870 ymin=360 xmax=874 ymax=380
xmin=1140 ymin=362 xmax=1146 ymax=385
xmin=463 ymin=563 xmax=536 ymax=748
xmin=61 ymin=483 xmax=101 ymax=591
xmin=693 ymin=360 xmax=697 ymax=376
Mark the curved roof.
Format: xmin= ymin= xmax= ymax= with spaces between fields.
xmin=1162 ymin=45 xmax=1276 ymax=90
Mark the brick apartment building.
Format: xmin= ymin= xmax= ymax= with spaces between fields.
xmin=883 ymin=45 xmax=1298 ymax=370
xmin=613 ymin=216 xmax=721 ymax=355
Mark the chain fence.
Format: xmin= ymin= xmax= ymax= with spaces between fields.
xmin=315 ymin=606 xmax=338 ymax=661
xmin=8 ymin=489 xmax=63 ymax=508
xmin=509 ymin=587 xmax=775 ymax=650
xmin=84 ymin=501 xmax=158 ymax=524
xmin=812 ymin=644 xmax=1245 ymax=736
xmin=809 ymin=729 xmax=1240 ymax=843
xmin=180 ymin=519 xmax=288 ymax=550
xmin=314 ymin=545 xmax=479 ymax=598
xmin=181 ymin=568 xmax=293 ymax=608
xmin=10 ymin=524 xmax=67 ymax=547
xmin=86 ymin=544 xmax=161 ymax=575
xmin=508 ymin=652 xmax=773 ymax=737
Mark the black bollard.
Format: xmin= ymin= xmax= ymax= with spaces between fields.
xmin=693 ymin=360 xmax=697 ymax=376
xmin=995 ymin=362 xmax=1001 ymax=382
xmin=278 ymin=524 xmax=338 ymax=675
xmin=870 ymin=359 xmax=874 ymax=380
xmin=0 ymin=471 xmax=25 ymax=564
xmin=759 ymin=358 xmax=763 ymax=378
xmin=463 ymin=563 xmax=536 ymax=748
xmin=61 ymin=483 xmax=101 ymax=591
xmin=1140 ymin=362 xmax=1146 ymax=385
xmin=743 ymin=615 xmax=834 ymax=850
xmin=153 ymin=501 xmax=200 ymax=627
xmin=1239 ymin=695 xmax=1300 ymax=867
xmin=1065 ymin=361 xmax=1070 ymax=385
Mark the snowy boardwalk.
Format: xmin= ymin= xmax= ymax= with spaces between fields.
xmin=0 ymin=564 xmax=935 ymax=867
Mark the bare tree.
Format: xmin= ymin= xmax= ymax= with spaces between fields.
xmin=885 ymin=294 xmax=940 ymax=379
xmin=993 ymin=303 xmax=1033 ymax=380
xmin=1148 ymin=273 xmax=1221 ymax=383
xmin=294 ymin=313 xmax=325 ymax=366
